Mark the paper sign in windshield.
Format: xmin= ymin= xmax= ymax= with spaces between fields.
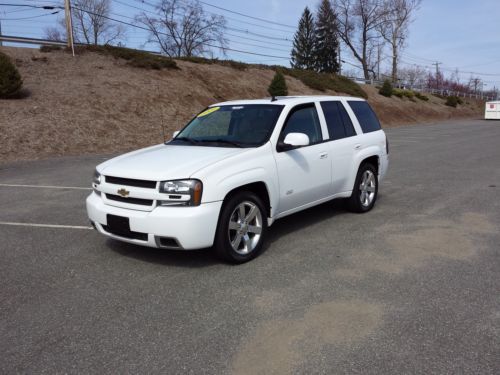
xmin=197 ymin=107 xmax=220 ymax=117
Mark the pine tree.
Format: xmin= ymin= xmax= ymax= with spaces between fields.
xmin=268 ymin=71 xmax=288 ymax=97
xmin=314 ymin=0 xmax=340 ymax=73
xmin=379 ymin=79 xmax=393 ymax=97
xmin=290 ymin=7 xmax=316 ymax=70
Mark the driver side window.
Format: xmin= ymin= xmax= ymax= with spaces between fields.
xmin=281 ymin=104 xmax=322 ymax=145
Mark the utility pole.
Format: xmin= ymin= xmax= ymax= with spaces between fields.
xmin=377 ymin=44 xmax=382 ymax=81
xmin=338 ymin=44 xmax=341 ymax=75
xmin=64 ymin=0 xmax=75 ymax=56
xmin=432 ymin=61 xmax=441 ymax=90
xmin=0 ymin=20 xmax=3 ymax=47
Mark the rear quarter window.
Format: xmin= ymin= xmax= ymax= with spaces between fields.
xmin=348 ymin=101 xmax=381 ymax=133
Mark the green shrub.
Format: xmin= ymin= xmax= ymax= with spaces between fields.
xmin=268 ymin=71 xmax=288 ymax=96
xmin=177 ymin=56 xmax=247 ymax=71
xmin=456 ymin=96 xmax=464 ymax=105
xmin=415 ymin=92 xmax=429 ymax=101
xmin=40 ymin=45 xmax=62 ymax=53
xmin=402 ymin=90 xmax=415 ymax=99
xmin=177 ymin=56 xmax=213 ymax=65
xmin=379 ymin=79 xmax=393 ymax=97
xmin=74 ymin=45 xmax=178 ymax=70
xmin=445 ymin=96 xmax=458 ymax=107
xmin=281 ymin=68 xmax=367 ymax=98
xmin=392 ymin=88 xmax=404 ymax=98
xmin=0 ymin=51 xmax=23 ymax=99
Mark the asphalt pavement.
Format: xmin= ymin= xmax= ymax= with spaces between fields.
xmin=0 ymin=119 xmax=499 ymax=374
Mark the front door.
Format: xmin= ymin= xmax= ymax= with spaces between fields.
xmin=273 ymin=103 xmax=331 ymax=215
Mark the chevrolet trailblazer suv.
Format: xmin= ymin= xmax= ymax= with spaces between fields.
xmin=86 ymin=96 xmax=389 ymax=263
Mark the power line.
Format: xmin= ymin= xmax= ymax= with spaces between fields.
xmin=114 ymin=0 xmax=293 ymax=45
xmin=118 ymin=0 xmax=295 ymax=35
xmin=196 ymin=0 xmax=296 ymax=29
xmin=0 ymin=10 xmax=60 ymax=20
xmin=71 ymin=3 xmax=290 ymax=59
xmin=96 ymin=6 xmax=292 ymax=53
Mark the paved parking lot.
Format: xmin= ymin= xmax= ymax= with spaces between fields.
xmin=1 ymin=119 xmax=499 ymax=374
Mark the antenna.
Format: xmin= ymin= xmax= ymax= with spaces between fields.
xmin=157 ymin=83 xmax=166 ymax=142
xmin=271 ymin=95 xmax=277 ymax=102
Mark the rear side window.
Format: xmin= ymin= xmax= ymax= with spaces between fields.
xmin=348 ymin=101 xmax=381 ymax=133
xmin=320 ymin=101 xmax=357 ymax=140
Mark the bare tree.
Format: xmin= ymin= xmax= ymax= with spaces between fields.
xmin=137 ymin=0 xmax=227 ymax=58
xmin=398 ymin=64 xmax=426 ymax=88
xmin=44 ymin=25 xmax=65 ymax=42
xmin=378 ymin=0 xmax=421 ymax=82
xmin=45 ymin=0 xmax=125 ymax=45
xmin=335 ymin=0 xmax=389 ymax=80
xmin=72 ymin=0 xmax=125 ymax=45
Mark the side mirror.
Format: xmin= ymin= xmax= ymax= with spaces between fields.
xmin=278 ymin=132 xmax=310 ymax=151
xmin=173 ymin=130 xmax=180 ymax=138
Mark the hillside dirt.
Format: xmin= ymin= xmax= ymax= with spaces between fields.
xmin=0 ymin=47 xmax=483 ymax=163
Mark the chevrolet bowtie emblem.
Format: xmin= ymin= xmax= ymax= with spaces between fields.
xmin=117 ymin=188 xmax=130 ymax=197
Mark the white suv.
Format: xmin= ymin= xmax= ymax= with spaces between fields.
xmin=86 ymin=96 xmax=389 ymax=263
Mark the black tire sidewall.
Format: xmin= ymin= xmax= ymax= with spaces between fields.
xmin=350 ymin=163 xmax=378 ymax=213
xmin=214 ymin=191 xmax=267 ymax=263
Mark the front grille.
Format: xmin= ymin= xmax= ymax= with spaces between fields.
xmin=102 ymin=225 xmax=148 ymax=241
xmin=106 ymin=193 xmax=153 ymax=206
xmin=105 ymin=175 xmax=156 ymax=189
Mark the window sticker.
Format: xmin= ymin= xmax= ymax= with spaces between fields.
xmin=197 ymin=107 xmax=220 ymax=117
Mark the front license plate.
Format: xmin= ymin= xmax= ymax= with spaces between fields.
xmin=107 ymin=214 xmax=130 ymax=233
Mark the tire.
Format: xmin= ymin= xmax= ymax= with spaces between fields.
xmin=214 ymin=191 xmax=268 ymax=264
xmin=348 ymin=163 xmax=378 ymax=213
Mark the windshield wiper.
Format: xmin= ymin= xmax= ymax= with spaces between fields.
xmin=171 ymin=137 xmax=200 ymax=145
xmin=197 ymin=139 xmax=243 ymax=148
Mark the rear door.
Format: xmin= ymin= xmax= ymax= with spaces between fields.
xmin=319 ymin=100 xmax=359 ymax=193
xmin=273 ymin=103 xmax=331 ymax=214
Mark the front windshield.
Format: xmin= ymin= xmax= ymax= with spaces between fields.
xmin=171 ymin=104 xmax=284 ymax=147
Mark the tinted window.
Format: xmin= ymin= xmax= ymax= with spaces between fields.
xmin=321 ymin=101 xmax=345 ymax=140
xmin=281 ymin=104 xmax=322 ymax=144
xmin=321 ymin=101 xmax=357 ymax=140
xmin=348 ymin=101 xmax=381 ymax=133
xmin=339 ymin=103 xmax=356 ymax=137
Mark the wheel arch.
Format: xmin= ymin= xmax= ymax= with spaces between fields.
xmin=223 ymin=181 xmax=272 ymax=219
xmin=348 ymin=150 xmax=381 ymax=193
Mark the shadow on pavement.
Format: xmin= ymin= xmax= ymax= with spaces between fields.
xmin=106 ymin=199 xmax=353 ymax=266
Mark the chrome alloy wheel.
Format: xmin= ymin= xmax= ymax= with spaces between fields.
xmin=228 ymin=201 xmax=263 ymax=255
xmin=359 ymin=170 xmax=376 ymax=207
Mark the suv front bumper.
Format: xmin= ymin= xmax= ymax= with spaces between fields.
xmin=86 ymin=192 xmax=222 ymax=249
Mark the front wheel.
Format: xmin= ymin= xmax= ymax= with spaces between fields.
xmin=348 ymin=163 xmax=378 ymax=213
xmin=214 ymin=191 xmax=267 ymax=263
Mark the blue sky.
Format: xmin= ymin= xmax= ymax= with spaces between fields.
xmin=1 ymin=0 xmax=499 ymax=87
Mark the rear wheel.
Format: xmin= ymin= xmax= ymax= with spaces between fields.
xmin=214 ymin=191 xmax=267 ymax=263
xmin=348 ymin=163 xmax=378 ymax=213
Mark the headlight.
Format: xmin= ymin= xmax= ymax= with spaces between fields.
xmin=159 ymin=179 xmax=203 ymax=206
xmin=93 ymin=170 xmax=101 ymax=185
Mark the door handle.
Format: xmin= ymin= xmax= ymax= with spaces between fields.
xmin=319 ymin=152 xmax=328 ymax=159
xmin=354 ymin=144 xmax=362 ymax=150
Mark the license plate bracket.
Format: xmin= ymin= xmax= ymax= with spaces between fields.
xmin=106 ymin=214 xmax=130 ymax=234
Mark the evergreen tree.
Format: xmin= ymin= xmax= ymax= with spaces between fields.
xmin=314 ymin=0 xmax=340 ymax=73
xmin=268 ymin=71 xmax=288 ymax=97
xmin=379 ymin=79 xmax=393 ymax=97
xmin=290 ymin=7 xmax=316 ymax=70
xmin=0 ymin=51 xmax=23 ymax=99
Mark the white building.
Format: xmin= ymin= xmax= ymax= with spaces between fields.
xmin=485 ymin=101 xmax=500 ymax=120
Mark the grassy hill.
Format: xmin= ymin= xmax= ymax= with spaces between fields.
xmin=0 ymin=46 xmax=482 ymax=163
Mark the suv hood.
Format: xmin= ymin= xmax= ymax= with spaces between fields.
xmin=98 ymin=144 xmax=247 ymax=181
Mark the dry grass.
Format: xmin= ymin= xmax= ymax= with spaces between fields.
xmin=0 ymin=46 xmax=483 ymax=163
